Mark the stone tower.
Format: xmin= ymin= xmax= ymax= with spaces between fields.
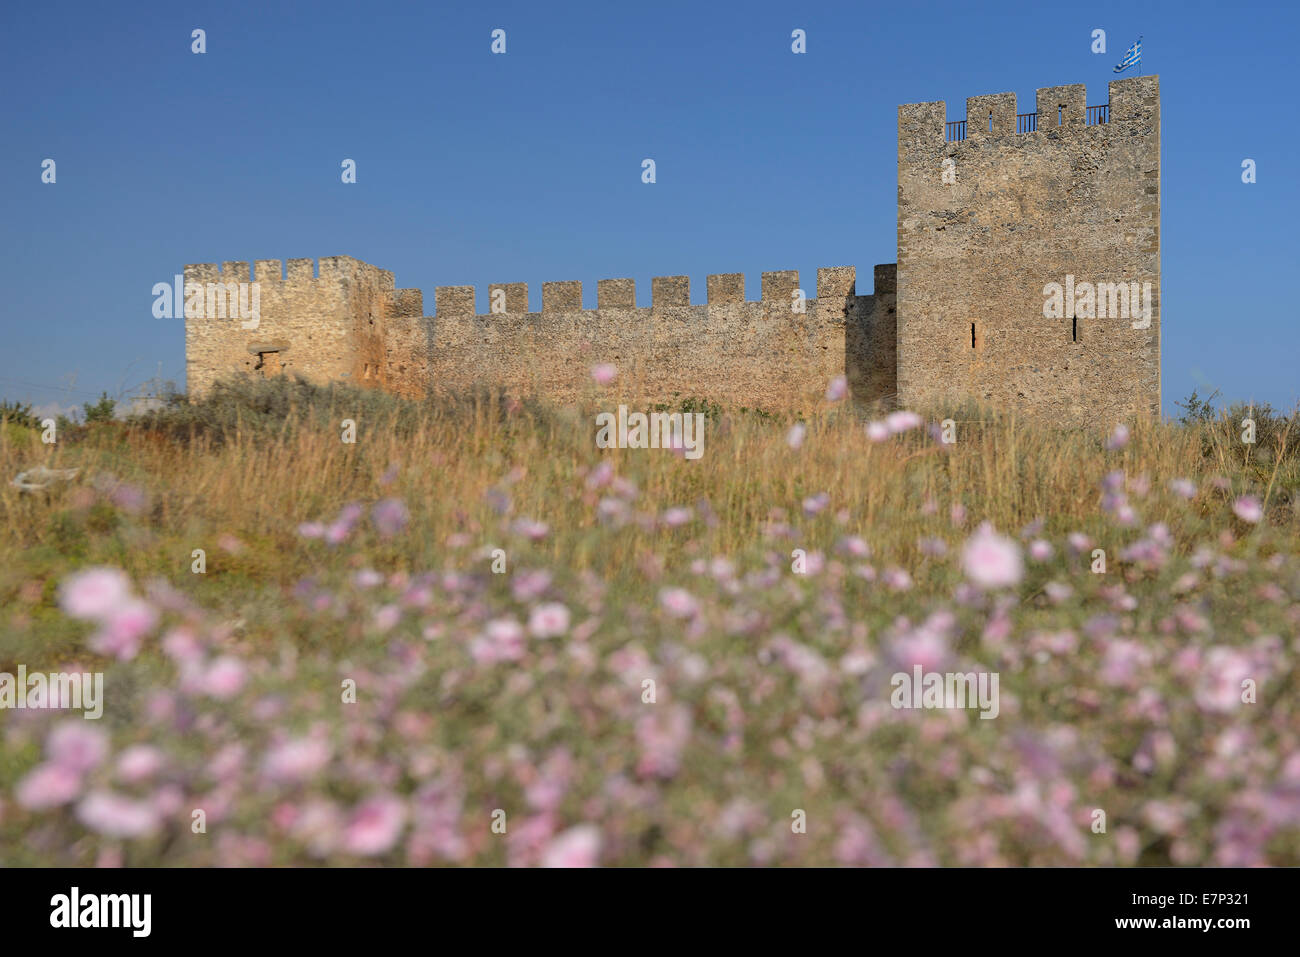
xmin=896 ymin=75 xmax=1160 ymax=420
xmin=185 ymin=78 xmax=1161 ymax=421
xmin=183 ymin=257 xmax=423 ymax=399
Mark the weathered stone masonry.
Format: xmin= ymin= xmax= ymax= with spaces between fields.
xmin=897 ymin=75 xmax=1160 ymax=421
xmin=186 ymin=77 xmax=1159 ymax=419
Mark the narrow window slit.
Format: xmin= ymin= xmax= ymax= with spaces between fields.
xmin=971 ymin=322 xmax=976 ymax=348
xmin=1072 ymin=317 xmax=1078 ymax=342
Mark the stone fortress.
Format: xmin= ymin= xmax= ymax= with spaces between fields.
xmin=185 ymin=76 xmax=1159 ymax=420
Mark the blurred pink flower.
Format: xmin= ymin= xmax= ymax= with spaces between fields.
xmin=371 ymin=499 xmax=410 ymax=537
xmin=825 ymin=376 xmax=847 ymax=402
xmin=774 ymin=634 xmax=826 ymax=686
xmin=88 ymin=598 xmax=157 ymax=660
xmin=891 ymin=627 xmax=949 ymax=672
xmin=152 ymin=785 xmax=184 ymax=818
xmin=76 ymin=790 xmax=161 ymax=838
xmin=203 ymin=657 xmax=247 ymax=700
xmin=261 ymin=738 xmax=332 ymax=784
xmin=1044 ymin=581 xmax=1074 ymax=603
xmin=1105 ymin=423 xmax=1130 ymax=450
xmin=342 ymin=794 xmax=407 ymax=856
xmin=161 ymin=627 xmax=203 ymax=664
xmin=505 ymin=810 xmax=558 ymax=867
xmin=659 ymin=587 xmax=699 ymax=619
xmin=585 ymin=461 xmax=615 ymax=490
xmin=471 ymin=618 xmax=527 ymax=663
xmin=217 ymin=533 xmax=244 ymax=554
xmin=209 ymin=743 xmax=246 ymax=781
xmin=886 ymin=410 xmax=923 ymax=434
xmin=839 ymin=536 xmax=870 ymax=558
xmin=961 ymin=524 xmax=1024 ymax=589
xmin=116 ymin=745 xmax=165 ymax=784
xmin=1196 ymin=647 xmax=1253 ymax=713
xmin=292 ymin=799 xmax=343 ymax=857
xmin=1169 ymin=478 xmax=1197 ymax=499
xmin=786 ymin=423 xmax=806 ymax=449
xmin=59 ymin=568 xmax=131 ymax=620
xmin=708 ymin=556 xmax=735 ymax=580
xmin=511 ymin=569 xmax=552 ymax=602
xmin=1232 ymin=496 xmax=1262 ymax=524
xmin=802 ymin=493 xmax=830 ymax=517
xmin=271 ymin=802 xmax=300 ymax=831
xmin=528 ymin=603 xmax=570 ymax=639
xmin=1100 ymin=640 xmax=1146 ymax=686
xmin=353 ymin=569 xmax=384 ymax=589
xmin=1143 ymin=800 xmax=1189 ymax=835
xmin=526 ymin=749 xmax=575 ymax=812
xmin=591 ymin=363 xmax=618 ymax=385
xmin=325 ymin=503 xmax=364 ymax=545
xmin=541 ymin=824 xmax=602 ymax=867
xmin=513 ymin=518 xmax=550 ymax=541
xmin=865 ymin=421 xmax=890 ymax=442
xmin=16 ymin=762 xmax=82 ymax=810
xmin=48 ymin=721 xmax=109 ymax=772
xmin=372 ymin=604 xmax=402 ymax=633
xmin=298 ymin=521 xmax=326 ymax=538
xmin=882 ymin=567 xmax=913 ymax=591
xmin=1028 ymin=540 xmax=1054 ymax=562
xmin=662 ymin=506 xmax=693 ymax=527
xmin=636 ymin=704 xmax=692 ymax=779
xmin=835 ymin=815 xmax=886 ymax=866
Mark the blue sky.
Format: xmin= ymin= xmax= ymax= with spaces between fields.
xmin=2 ymin=0 xmax=1296 ymax=418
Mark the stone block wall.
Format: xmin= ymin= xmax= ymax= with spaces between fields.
xmin=185 ymin=77 xmax=1160 ymax=420
xmin=183 ymin=256 xmax=422 ymax=398
xmin=386 ymin=266 xmax=897 ymax=410
xmin=896 ymin=75 xmax=1160 ymax=420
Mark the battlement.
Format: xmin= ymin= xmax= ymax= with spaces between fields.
xmin=397 ymin=262 xmax=898 ymax=408
xmin=184 ymin=256 xmax=424 ymax=320
xmin=185 ymin=79 xmax=1158 ymax=422
xmin=186 ymin=256 xmax=395 ymax=289
xmin=184 ymin=255 xmax=424 ymax=399
xmin=896 ymin=76 xmax=1159 ymax=421
xmin=900 ymin=76 xmax=1158 ymax=147
xmin=427 ymin=266 xmax=886 ymax=316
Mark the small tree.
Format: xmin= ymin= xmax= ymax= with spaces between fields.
xmin=1175 ymin=389 xmax=1219 ymax=425
xmin=0 ymin=399 xmax=40 ymax=429
xmin=83 ymin=391 xmax=116 ymax=423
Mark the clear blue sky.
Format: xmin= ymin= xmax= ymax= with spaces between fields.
xmin=2 ymin=0 xmax=1296 ymax=418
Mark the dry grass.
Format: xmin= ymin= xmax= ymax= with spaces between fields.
xmin=1 ymin=376 xmax=1298 ymax=866
xmin=3 ymin=378 xmax=1277 ymax=598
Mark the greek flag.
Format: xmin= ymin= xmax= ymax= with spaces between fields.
xmin=1114 ymin=37 xmax=1141 ymax=74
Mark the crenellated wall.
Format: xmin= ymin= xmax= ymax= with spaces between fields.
xmin=183 ymin=256 xmax=422 ymax=398
xmin=185 ymin=77 xmax=1160 ymax=418
xmin=385 ymin=265 xmax=896 ymax=409
xmin=897 ymin=76 xmax=1160 ymax=420
xmin=185 ymin=258 xmax=896 ymax=410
